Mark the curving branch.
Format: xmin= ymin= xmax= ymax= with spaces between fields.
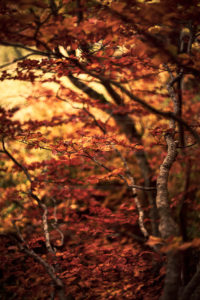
xmin=2 ymin=137 xmax=32 ymax=182
xmin=11 ymin=227 xmax=73 ymax=300
xmin=1 ymin=137 xmax=54 ymax=254
xmin=156 ymin=133 xmax=181 ymax=300
xmin=67 ymin=60 xmax=200 ymax=144
xmin=156 ymin=134 xmax=179 ymax=239
xmin=1 ymin=138 xmax=76 ymax=299
xmin=109 ymin=80 xmax=200 ymax=144
xmin=0 ymin=42 xmax=51 ymax=56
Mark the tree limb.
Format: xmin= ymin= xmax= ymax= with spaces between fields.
xmin=1 ymin=137 xmax=54 ymax=254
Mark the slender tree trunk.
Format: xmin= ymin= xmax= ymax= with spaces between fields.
xmin=156 ymin=134 xmax=180 ymax=300
xmin=161 ymin=252 xmax=181 ymax=300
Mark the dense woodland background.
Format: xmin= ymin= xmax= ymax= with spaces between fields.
xmin=0 ymin=1 xmax=200 ymax=299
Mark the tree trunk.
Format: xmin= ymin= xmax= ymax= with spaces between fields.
xmin=156 ymin=134 xmax=180 ymax=300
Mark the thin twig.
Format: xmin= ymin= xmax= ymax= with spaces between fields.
xmin=0 ymin=53 xmax=36 ymax=70
xmin=2 ymin=137 xmax=32 ymax=182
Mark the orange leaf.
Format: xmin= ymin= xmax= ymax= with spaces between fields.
xmin=178 ymin=242 xmax=192 ymax=251
xmin=88 ymin=178 xmax=99 ymax=184
xmin=111 ymin=2 xmax=126 ymax=13
xmin=146 ymin=235 xmax=163 ymax=247
xmin=110 ymin=167 xmax=124 ymax=176
xmin=135 ymin=145 xmax=144 ymax=150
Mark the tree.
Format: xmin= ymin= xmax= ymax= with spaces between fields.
xmin=0 ymin=0 xmax=200 ymax=299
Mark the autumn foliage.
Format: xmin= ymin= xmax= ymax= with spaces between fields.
xmin=0 ymin=0 xmax=200 ymax=299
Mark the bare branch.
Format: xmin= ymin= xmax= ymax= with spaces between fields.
xmin=2 ymin=137 xmax=32 ymax=182
xmin=0 ymin=53 xmax=36 ymax=70
xmin=83 ymin=107 xmax=106 ymax=133
xmin=0 ymin=42 xmax=51 ymax=57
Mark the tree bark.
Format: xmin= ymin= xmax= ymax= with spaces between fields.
xmin=156 ymin=134 xmax=180 ymax=300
